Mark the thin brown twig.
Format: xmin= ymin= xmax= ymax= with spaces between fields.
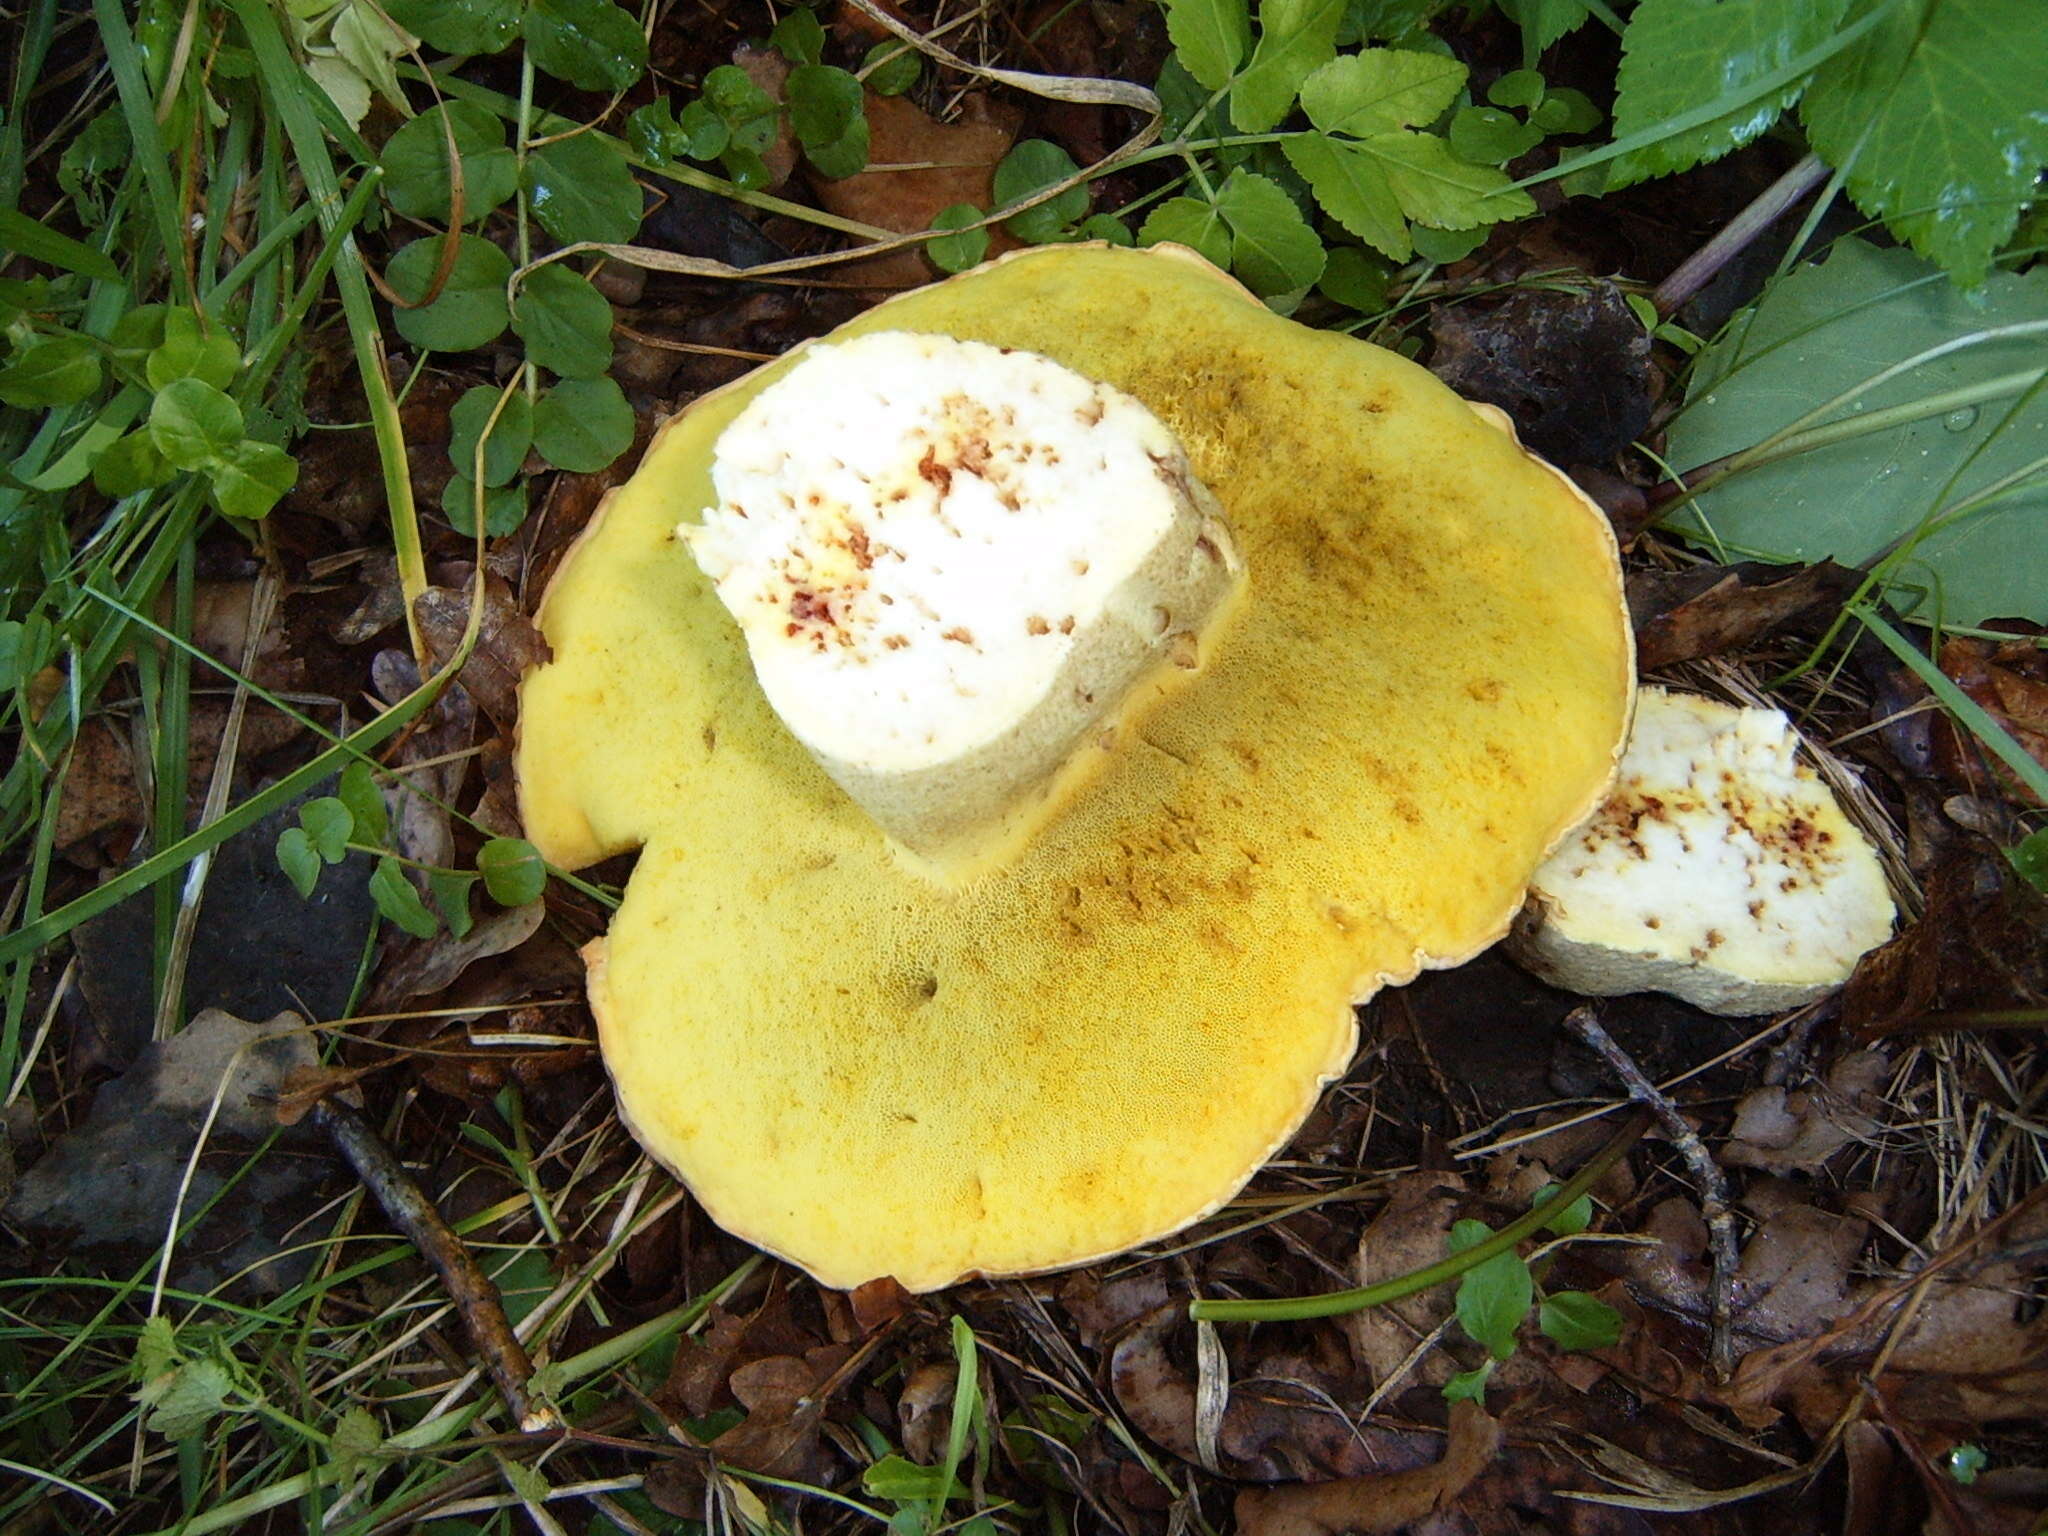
xmin=312 ymin=1098 xmax=561 ymax=1433
xmin=1564 ymin=1007 xmax=1740 ymax=1380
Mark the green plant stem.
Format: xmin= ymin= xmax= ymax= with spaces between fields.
xmin=1190 ymin=1112 xmax=1649 ymax=1323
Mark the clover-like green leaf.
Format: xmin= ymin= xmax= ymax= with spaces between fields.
xmin=477 ymin=836 xmax=547 ymax=906
xmin=525 ymin=132 xmax=642 ymax=246
xmin=429 ymin=869 xmax=478 ymax=939
xmin=511 ymin=263 xmax=614 ymax=379
xmin=387 ymin=234 xmax=513 ymax=352
xmin=1449 ymin=106 xmax=1543 ymax=165
xmin=521 ymin=0 xmax=647 ymax=92
xmin=994 ymin=140 xmax=1088 ymax=243
xmin=927 ymin=203 xmax=991 ymax=274
xmin=861 ymin=39 xmax=920 ymax=96
xmin=299 ymin=797 xmax=354 ymax=863
xmin=277 ymin=827 xmax=322 ymax=899
xmin=208 ymin=439 xmax=297 ymax=520
xmin=381 ymin=0 xmax=518 ymax=55
xmin=441 ymin=474 xmax=529 ymax=536
xmin=92 ymin=430 xmax=177 ymax=497
xmin=449 ymin=384 xmax=534 ymax=485
xmin=380 ymin=101 xmax=517 ymax=223
xmin=768 ymin=6 xmax=825 ymax=64
xmin=145 ymin=310 xmax=241 ymax=391
xmin=532 ymin=376 xmax=633 ymax=472
xmin=149 ymin=378 xmax=244 ymax=470
xmin=339 ymin=762 xmax=390 ymax=845
xmin=1138 ymin=195 xmax=1232 ymax=271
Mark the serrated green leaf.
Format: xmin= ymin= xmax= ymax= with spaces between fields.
xmin=1215 ymin=169 xmax=1324 ymax=296
xmin=1539 ymin=1290 xmax=1623 ymax=1352
xmin=442 ymin=474 xmax=529 ymax=536
xmin=146 ymin=310 xmax=242 ymax=391
xmin=449 ymin=385 xmax=534 ymax=485
xmin=1500 ymin=0 xmax=1591 ymax=55
xmin=135 ymin=1316 xmax=179 ymax=1382
xmin=994 ymin=140 xmax=1089 ymax=242
xmin=429 ymin=868 xmax=477 ymax=938
xmin=1299 ymin=47 xmax=1465 ymax=137
xmin=1138 ymin=195 xmax=1233 ymax=271
xmin=370 ymin=856 xmax=440 ymax=938
xmin=340 ymin=761 xmax=389 ymax=844
xmin=143 ymin=1356 xmax=235 ymax=1441
xmin=1449 ymin=105 xmax=1543 ymax=165
xmin=1230 ymin=0 xmax=1346 ymax=132
xmin=381 ymin=0 xmax=518 ymax=55
xmin=208 ymin=439 xmax=297 ymax=520
xmin=1667 ymin=239 xmax=2048 ymax=626
xmin=92 ymin=430 xmax=176 ymax=497
xmin=1367 ymin=128 xmax=1535 ymax=230
xmin=277 ymin=826 xmax=322 ymax=898
xmin=299 ymin=797 xmax=354 ymax=863
xmin=388 ymin=234 xmax=513 ymax=352
xmin=1163 ymin=0 xmax=1252 ymax=91
xmin=521 ymin=0 xmax=647 ymax=92
xmin=380 ymin=101 xmax=517 ymax=223
xmin=1608 ymin=0 xmax=1848 ymax=189
xmin=149 ymin=379 xmax=243 ymax=470
xmin=331 ymin=1405 xmax=383 ymax=1462
xmin=1317 ymin=244 xmax=1391 ymax=310
xmin=525 ymin=132 xmax=642 ymax=246
xmin=1802 ymin=0 xmax=2048 ymax=285
xmin=1283 ymin=132 xmax=1408 ymax=258
xmin=478 ymin=836 xmax=547 ymax=906
xmin=1450 ymin=1219 xmax=1531 ymax=1359
xmin=512 ymin=263 xmax=614 ymax=378
xmin=0 ymin=335 xmax=102 ymax=408
xmin=861 ymin=39 xmax=921 ymax=95
xmin=532 ymin=376 xmax=634 ymax=471
xmin=928 ymin=203 xmax=991 ymax=273
xmin=770 ymin=7 xmax=825 ymax=64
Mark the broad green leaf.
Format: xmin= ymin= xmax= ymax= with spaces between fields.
xmin=861 ymin=39 xmax=921 ymax=95
xmin=149 ymin=379 xmax=243 ymax=470
xmin=1667 ymin=239 xmax=2048 ymax=626
xmin=1538 ymin=1291 xmax=1623 ymax=1352
xmin=1367 ymin=129 xmax=1535 ymax=229
xmin=994 ymin=140 xmax=1089 ymax=242
xmin=92 ymin=430 xmax=176 ymax=497
xmin=521 ymin=0 xmax=647 ymax=92
xmin=927 ymin=203 xmax=991 ymax=273
xmin=525 ymin=132 xmax=642 ymax=246
xmin=1078 ymin=212 xmax=1135 ymax=246
xmin=277 ymin=827 xmax=322 ymax=899
xmin=787 ymin=64 xmax=862 ymax=146
xmin=381 ymin=0 xmax=518 ymax=54
xmin=0 ymin=335 xmax=102 ymax=408
xmin=1534 ymin=1183 xmax=1594 ymax=1237
xmin=146 ymin=310 xmax=241 ymax=390
xmin=441 ymin=474 xmax=529 ymax=536
xmin=387 ymin=234 xmax=513 ymax=352
xmin=208 ymin=440 xmax=297 ymax=519
xmin=299 ymin=797 xmax=354 ymax=862
xmin=1488 ymin=68 xmax=1545 ymax=110
xmin=0 ymin=206 xmax=122 ymax=282
xmin=478 ymin=837 xmax=547 ymax=905
xmin=1298 ymin=47 xmax=1464 ymax=137
xmin=449 ymin=384 xmax=534 ymax=485
xmin=1316 ymin=244 xmax=1391 ymax=310
xmin=1230 ymin=0 xmax=1346 ymax=132
xmin=1449 ymin=106 xmax=1542 ymax=165
xmin=532 ymin=376 xmax=633 ymax=471
xmin=511 ymin=263 xmax=614 ymax=379
xmin=380 ymin=101 xmax=517 ymax=223
xmin=1802 ymin=0 xmax=2048 ymax=285
xmin=1409 ymin=222 xmax=1489 ymax=262
xmin=1162 ymin=0 xmax=1252 ymax=91
xmin=1138 ymin=195 xmax=1233 ymax=271
xmin=1214 ymin=169 xmax=1324 ymax=296
xmin=1607 ymin=0 xmax=1848 ymax=189
xmin=370 ymin=856 xmax=440 ymax=938
xmin=1450 ymin=1218 xmax=1531 ymax=1359
xmin=429 ymin=869 xmax=477 ymax=938
xmin=1283 ymin=132 xmax=1408 ymax=257
xmin=340 ymin=761 xmax=389 ymax=844
xmin=769 ymin=7 xmax=825 ymax=64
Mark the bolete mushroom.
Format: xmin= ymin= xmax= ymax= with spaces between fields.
xmin=1508 ymin=686 xmax=1895 ymax=1015
xmin=516 ymin=245 xmax=1634 ymax=1292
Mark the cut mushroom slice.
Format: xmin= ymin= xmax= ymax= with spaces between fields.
xmin=1507 ymin=687 xmax=1896 ymax=1016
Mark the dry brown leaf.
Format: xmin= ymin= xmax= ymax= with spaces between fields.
xmin=1233 ymin=1401 xmax=1501 ymax=1536
xmin=1628 ymin=561 xmax=1858 ymax=671
xmin=1845 ymin=849 xmax=2048 ymax=1035
xmin=368 ymin=901 xmax=547 ymax=1009
xmin=414 ymin=578 xmax=550 ymax=734
xmin=1724 ymin=1049 xmax=1888 ymax=1175
xmin=1344 ymin=1171 xmax=1466 ymax=1388
xmin=811 ymin=93 xmax=1021 ymax=288
xmin=1938 ymin=633 xmax=2048 ymax=805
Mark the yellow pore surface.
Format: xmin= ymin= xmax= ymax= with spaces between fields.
xmin=516 ymin=245 xmax=1633 ymax=1292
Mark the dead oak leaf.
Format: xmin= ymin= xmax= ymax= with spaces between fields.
xmin=1723 ymin=1048 xmax=1888 ymax=1175
xmin=1233 ymin=1400 xmax=1501 ymax=1536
